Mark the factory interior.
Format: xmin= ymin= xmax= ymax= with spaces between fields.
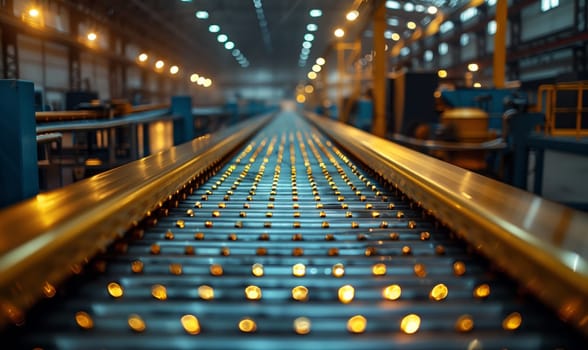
xmin=0 ymin=0 xmax=587 ymax=349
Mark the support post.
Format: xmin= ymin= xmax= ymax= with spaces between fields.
xmin=493 ymin=0 xmax=507 ymax=88
xmin=171 ymin=95 xmax=193 ymax=145
xmin=371 ymin=1 xmax=387 ymax=137
xmin=0 ymin=80 xmax=38 ymax=208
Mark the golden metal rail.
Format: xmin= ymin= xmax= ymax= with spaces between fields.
xmin=306 ymin=112 xmax=588 ymax=336
xmin=0 ymin=113 xmax=272 ymax=328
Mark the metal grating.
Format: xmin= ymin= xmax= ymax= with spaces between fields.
xmin=3 ymin=112 xmax=585 ymax=349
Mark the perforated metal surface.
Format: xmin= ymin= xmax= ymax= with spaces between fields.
xmin=4 ymin=113 xmax=584 ymax=349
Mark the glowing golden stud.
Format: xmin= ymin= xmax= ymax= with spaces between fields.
xmin=453 ymin=261 xmax=466 ymax=276
xmin=128 ymin=314 xmax=146 ymax=332
xmin=170 ymin=263 xmax=182 ymax=275
xmin=181 ymin=314 xmax=201 ymax=335
xmin=210 ymin=264 xmax=223 ymax=276
xmin=292 ymin=263 xmax=306 ymax=277
xmin=473 ymin=283 xmax=491 ymax=299
xmin=245 ymin=285 xmax=262 ymax=300
xmin=455 ymin=314 xmax=474 ymax=332
xmin=338 ymin=285 xmax=355 ymax=304
xmin=382 ymin=284 xmax=402 ymax=300
xmin=293 ymin=317 xmax=311 ymax=335
xmin=75 ymin=311 xmax=94 ymax=329
xmin=347 ymin=315 xmax=367 ymax=334
xmin=332 ymin=263 xmax=345 ymax=277
xmin=151 ymin=284 xmax=167 ymax=300
xmin=372 ymin=263 xmax=386 ymax=276
xmin=107 ymin=282 xmax=124 ymax=298
xmin=400 ymin=314 xmax=421 ymax=334
xmin=502 ymin=312 xmax=522 ymax=331
xmin=429 ymin=283 xmax=448 ymax=301
xmin=198 ymin=285 xmax=214 ymax=300
xmin=239 ymin=318 xmax=257 ymax=333
xmin=131 ymin=260 xmax=144 ymax=273
xmin=252 ymin=263 xmax=264 ymax=277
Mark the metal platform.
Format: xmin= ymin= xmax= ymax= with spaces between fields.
xmin=1 ymin=112 xmax=587 ymax=349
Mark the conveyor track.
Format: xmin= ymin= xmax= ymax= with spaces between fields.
xmin=2 ymin=112 xmax=586 ymax=349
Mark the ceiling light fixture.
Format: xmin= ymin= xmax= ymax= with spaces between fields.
xmin=346 ymin=10 xmax=359 ymax=21
xmin=309 ymin=9 xmax=322 ymax=17
xmin=195 ymin=11 xmax=209 ymax=19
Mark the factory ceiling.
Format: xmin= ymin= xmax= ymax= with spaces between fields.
xmin=64 ymin=0 xmax=471 ymax=92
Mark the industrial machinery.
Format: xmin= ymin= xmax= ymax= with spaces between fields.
xmin=0 ymin=112 xmax=587 ymax=349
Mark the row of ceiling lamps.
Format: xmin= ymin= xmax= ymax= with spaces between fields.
xmin=298 ymin=9 xmax=322 ymax=68
xmin=137 ymin=53 xmax=213 ymax=88
xmin=24 ymin=4 xmax=213 ymax=87
xmin=192 ymin=6 xmax=250 ymax=68
xmin=300 ymin=1 xmax=441 ymax=87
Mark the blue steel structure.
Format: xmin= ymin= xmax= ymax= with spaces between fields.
xmin=0 ymin=80 xmax=38 ymax=208
xmin=171 ymin=95 xmax=194 ymax=145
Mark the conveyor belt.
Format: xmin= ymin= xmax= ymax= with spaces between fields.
xmin=1 ymin=112 xmax=587 ymax=349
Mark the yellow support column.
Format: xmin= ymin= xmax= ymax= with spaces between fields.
xmin=371 ymin=2 xmax=387 ymax=137
xmin=337 ymin=43 xmax=348 ymax=124
xmin=493 ymin=0 xmax=507 ymax=88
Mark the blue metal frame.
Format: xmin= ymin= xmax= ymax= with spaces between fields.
xmin=0 ymin=80 xmax=39 ymax=208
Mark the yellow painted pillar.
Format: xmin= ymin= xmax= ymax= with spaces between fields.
xmin=337 ymin=43 xmax=347 ymax=123
xmin=493 ymin=0 xmax=507 ymax=88
xmin=371 ymin=2 xmax=387 ymax=137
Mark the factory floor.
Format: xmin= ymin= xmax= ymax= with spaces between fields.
xmin=528 ymin=150 xmax=588 ymax=211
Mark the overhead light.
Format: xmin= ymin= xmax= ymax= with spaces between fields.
xmin=334 ymin=28 xmax=345 ymax=38
xmin=208 ymin=24 xmax=220 ymax=33
xmin=28 ymin=8 xmax=40 ymax=17
xmin=195 ymin=11 xmax=209 ymax=19
xmin=316 ymin=57 xmax=326 ymax=65
xmin=306 ymin=23 xmax=318 ymax=32
xmin=225 ymin=41 xmax=235 ymax=50
xmin=190 ymin=73 xmax=199 ymax=82
xmin=384 ymin=30 xmax=393 ymax=39
xmin=387 ymin=18 xmax=399 ymax=26
xmin=309 ymin=9 xmax=322 ymax=17
xmin=217 ymin=34 xmax=228 ymax=43
xmin=391 ymin=33 xmax=400 ymax=41
xmin=312 ymin=64 xmax=321 ymax=73
xmin=302 ymin=41 xmax=312 ymax=49
xmin=307 ymin=71 xmax=317 ymax=80
xmin=203 ymin=79 xmax=212 ymax=87
xmin=468 ymin=63 xmax=479 ymax=72
xmin=346 ymin=10 xmax=359 ymax=21
xmin=404 ymin=3 xmax=415 ymax=12
xmin=438 ymin=69 xmax=448 ymax=78
xmin=87 ymin=32 xmax=97 ymax=41
xmin=155 ymin=60 xmax=165 ymax=69
xmin=427 ymin=6 xmax=438 ymax=15
xmin=304 ymin=33 xmax=314 ymax=41
xmin=385 ymin=1 xmax=401 ymax=9
xmin=232 ymin=49 xmax=241 ymax=57
xmin=138 ymin=53 xmax=148 ymax=62
xmin=170 ymin=65 xmax=179 ymax=75
xmin=407 ymin=21 xmax=416 ymax=30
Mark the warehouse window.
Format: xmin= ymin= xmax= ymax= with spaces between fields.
xmin=487 ymin=20 xmax=497 ymax=35
xmin=460 ymin=33 xmax=470 ymax=47
xmin=460 ymin=7 xmax=478 ymax=22
xmin=424 ymin=50 xmax=433 ymax=62
xmin=438 ymin=42 xmax=448 ymax=55
xmin=541 ymin=0 xmax=559 ymax=12
xmin=440 ymin=21 xmax=454 ymax=33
